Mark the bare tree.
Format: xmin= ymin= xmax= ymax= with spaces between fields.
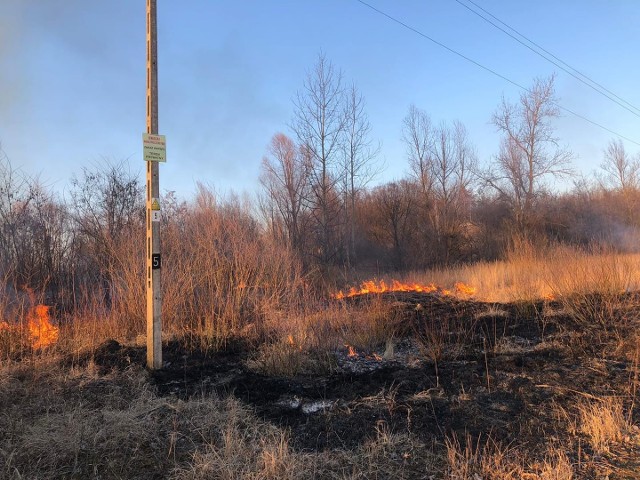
xmin=291 ymin=53 xmax=346 ymax=265
xmin=430 ymin=120 xmax=477 ymax=263
xmin=361 ymin=180 xmax=417 ymax=270
xmin=402 ymin=106 xmax=477 ymax=264
xmin=259 ymin=133 xmax=311 ymax=255
xmin=401 ymin=105 xmax=436 ymax=263
xmin=0 ymin=152 xmax=27 ymax=281
xmin=341 ymin=83 xmax=380 ymax=267
xmin=69 ymin=160 xmax=143 ymax=305
xmin=599 ymin=139 xmax=640 ymax=192
xmin=402 ymin=104 xmax=434 ymax=199
xmin=482 ymin=75 xmax=572 ymax=235
xmin=597 ymin=138 xmax=640 ymax=225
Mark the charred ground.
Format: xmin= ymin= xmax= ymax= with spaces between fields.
xmin=84 ymin=292 xmax=640 ymax=478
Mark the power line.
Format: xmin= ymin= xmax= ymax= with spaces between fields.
xmin=460 ymin=0 xmax=640 ymax=116
xmin=354 ymin=0 xmax=526 ymax=91
xmin=354 ymin=0 xmax=640 ymax=147
xmin=454 ymin=0 xmax=640 ymax=118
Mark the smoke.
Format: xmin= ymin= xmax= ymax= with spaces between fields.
xmin=0 ymin=1 xmax=142 ymax=178
xmin=607 ymin=221 xmax=640 ymax=253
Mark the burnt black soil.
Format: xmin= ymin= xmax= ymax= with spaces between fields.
xmin=88 ymin=292 xmax=640 ymax=475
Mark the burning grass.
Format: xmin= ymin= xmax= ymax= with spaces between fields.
xmin=332 ymin=245 xmax=640 ymax=307
xmin=0 ymin=304 xmax=59 ymax=355
xmin=27 ymin=305 xmax=59 ymax=349
xmin=2 ymin=245 xmax=640 ymax=478
xmin=332 ymin=279 xmax=477 ymax=300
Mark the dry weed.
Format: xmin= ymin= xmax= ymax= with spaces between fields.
xmin=445 ymin=433 xmax=522 ymax=480
xmin=575 ymin=396 xmax=633 ymax=455
xmin=537 ymin=450 xmax=574 ymax=480
xmin=246 ymin=337 xmax=336 ymax=376
xmin=445 ymin=433 xmax=576 ymax=480
xmin=340 ymin=296 xmax=404 ymax=352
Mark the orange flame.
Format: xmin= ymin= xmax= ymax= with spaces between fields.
xmin=332 ymin=279 xmax=476 ymax=299
xmin=27 ymin=305 xmax=59 ymax=349
xmin=345 ymin=344 xmax=358 ymax=357
xmin=286 ymin=334 xmax=303 ymax=351
xmin=454 ymin=282 xmax=476 ymax=295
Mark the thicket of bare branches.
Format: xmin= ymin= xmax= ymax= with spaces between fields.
xmin=3 ymin=67 xmax=640 ymax=333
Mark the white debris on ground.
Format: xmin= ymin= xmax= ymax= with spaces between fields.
xmin=274 ymin=395 xmax=342 ymax=415
xmin=301 ymin=399 xmax=335 ymax=414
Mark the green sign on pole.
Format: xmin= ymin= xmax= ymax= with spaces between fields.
xmin=143 ymin=133 xmax=166 ymax=162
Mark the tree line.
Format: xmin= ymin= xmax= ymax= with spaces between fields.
xmin=260 ymin=55 xmax=640 ymax=272
xmin=2 ymin=54 xmax=640 ymax=314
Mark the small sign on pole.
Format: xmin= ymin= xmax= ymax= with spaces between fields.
xmin=143 ymin=133 xmax=167 ymax=162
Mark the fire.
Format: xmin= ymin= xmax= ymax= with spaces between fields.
xmin=332 ymin=279 xmax=476 ymax=299
xmin=454 ymin=282 xmax=476 ymax=295
xmin=27 ymin=305 xmax=59 ymax=349
xmin=345 ymin=344 xmax=358 ymax=357
xmin=286 ymin=334 xmax=303 ymax=351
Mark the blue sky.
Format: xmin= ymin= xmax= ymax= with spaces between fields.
xmin=1 ymin=0 xmax=639 ymax=198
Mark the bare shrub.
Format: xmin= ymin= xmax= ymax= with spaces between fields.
xmin=162 ymin=185 xmax=305 ymax=351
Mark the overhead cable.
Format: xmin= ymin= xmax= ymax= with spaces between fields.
xmin=354 ymin=0 xmax=640 ymax=147
xmin=454 ymin=0 xmax=640 ymax=118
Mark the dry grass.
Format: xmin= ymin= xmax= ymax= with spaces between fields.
xmin=389 ymin=242 xmax=640 ymax=305
xmin=575 ymin=397 xmax=635 ymax=455
xmin=536 ymin=450 xmax=574 ymax=480
xmin=0 ymin=355 xmax=443 ymax=479
xmin=445 ymin=434 xmax=522 ymax=480
xmin=3 ymin=234 xmax=640 ymax=477
xmin=445 ymin=433 xmax=574 ymax=480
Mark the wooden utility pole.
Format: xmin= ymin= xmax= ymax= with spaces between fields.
xmin=146 ymin=0 xmax=162 ymax=369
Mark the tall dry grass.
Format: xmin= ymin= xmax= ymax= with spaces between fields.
xmin=6 ymin=231 xmax=640 ymax=361
xmin=385 ymin=241 xmax=640 ymax=306
xmin=161 ymin=187 xmax=306 ymax=351
xmin=445 ymin=433 xmax=574 ymax=480
xmin=574 ymin=397 xmax=635 ymax=455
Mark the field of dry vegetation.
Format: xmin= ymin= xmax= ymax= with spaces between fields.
xmin=3 ymin=66 xmax=640 ymax=478
xmin=2 ymin=238 xmax=640 ymax=479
